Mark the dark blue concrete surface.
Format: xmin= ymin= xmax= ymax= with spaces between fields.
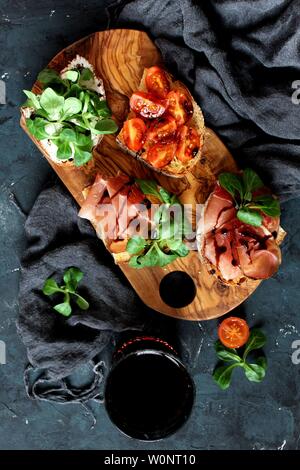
xmin=0 ymin=0 xmax=300 ymax=450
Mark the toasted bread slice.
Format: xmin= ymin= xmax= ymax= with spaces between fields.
xmin=109 ymin=239 xmax=131 ymax=263
xmin=117 ymin=68 xmax=205 ymax=178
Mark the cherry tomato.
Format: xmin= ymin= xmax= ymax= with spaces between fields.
xmin=146 ymin=141 xmax=177 ymax=168
xmin=146 ymin=115 xmax=177 ymax=144
xmin=218 ymin=317 xmax=250 ymax=349
xmin=123 ymin=118 xmax=147 ymax=152
xmin=175 ymin=126 xmax=200 ymax=163
xmin=145 ymin=66 xmax=170 ymax=99
xmin=167 ymin=90 xmax=193 ymax=125
xmin=130 ymin=91 xmax=167 ymax=119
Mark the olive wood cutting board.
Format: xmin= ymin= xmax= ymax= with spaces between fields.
xmin=20 ymin=29 xmax=262 ymax=320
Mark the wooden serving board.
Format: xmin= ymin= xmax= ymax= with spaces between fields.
xmin=20 ymin=29 xmax=260 ymax=321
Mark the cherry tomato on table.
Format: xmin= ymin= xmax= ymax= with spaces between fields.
xmin=146 ymin=115 xmax=177 ymax=144
xmin=145 ymin=66 xmax=170 ymax=99
xmin=123 ymin=118 xmax=147 ymax=152
xmin=146 ymin=141 xmax=177 ymax=168
xmin=167 ymin=90 xmax=193 ymax=125
xmin=175 ymin=126 xmax=201 ymax=163
xmin=218 ymin=317 xmax=250 ymax=349
xmin=130 ymin=91 xmax=167 ymax=119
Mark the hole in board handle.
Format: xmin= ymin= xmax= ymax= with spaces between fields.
xmin=159 ymin=271 xmax=196 ymax=309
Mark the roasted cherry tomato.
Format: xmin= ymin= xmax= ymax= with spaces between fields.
xmin=146 ymin=141 xmax=177 ymax=168
xmin=123 ymin=118 xmax=147 ymax=152
xmin=175 ymin=126 xmax=200 ymax=163
xmin=146 ymin=115 xmax=177 ymax=144
xmin=167 ymin=90 xmax=193 ymax=125
xmin=218 ymin=317 xmax=250 ymax=349
xmin=145 ymin=66 xmax=170 ymax=99
xmin=130 ymin=91 xmax=167 ymax=119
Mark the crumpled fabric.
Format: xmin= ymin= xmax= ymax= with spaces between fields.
xmin=17 ymin=183 xmax=156 ymax=401
xmin=111 ymin=0 xmax=300 ymax=200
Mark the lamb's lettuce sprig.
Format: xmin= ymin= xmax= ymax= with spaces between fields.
xmin=218 ymin=169 xmax=280 ymax=227
xmin=23 ymin=67 xmax=118 ymax=166
xmin=126 ymin=180 xmax=190 ymax=268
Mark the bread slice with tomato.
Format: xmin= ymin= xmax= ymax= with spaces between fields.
xmin=117 ymin=66 xmax=205 ymax=178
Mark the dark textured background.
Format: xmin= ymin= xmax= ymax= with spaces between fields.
xmin=0 ymin=0 xmax=300 ymax=450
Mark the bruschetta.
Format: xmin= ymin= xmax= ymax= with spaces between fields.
xmin=21 ymin=55 xmax=117 ymax=167
xmin=79 ymin=173 xmax=190 ymax=267
xmin=117 ymin=66 xmax=205 ymax=177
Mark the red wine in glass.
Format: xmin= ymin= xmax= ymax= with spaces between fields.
xmin=105 ymin=336 xmax=195 ymax=441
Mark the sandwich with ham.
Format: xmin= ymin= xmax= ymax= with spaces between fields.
xmin=78 ymin=173 xmax=190 ymax=267
xmin=197 ymin=169 xmax=284 ymax=284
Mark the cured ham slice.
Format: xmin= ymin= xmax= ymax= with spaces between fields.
xmin=203 ymin=235 xmax=217 ymax=266
xmin=198 ymin=182 xmax=281 ymax=283
xmin=79 ymin=173 xmax=155 ymax=259
xmin=236 ymin=236 xmax=281 ymax=279
xmin=95 ymin=197 xmax=118 ymax=241
xmin=106 ymin=174 xmax=131 ymax=199
xmin=114 ymin=184 xmax=146 ymax=238
xmin=216 ymin=207 xmax=236 ymax=229
xmin=78 ymin=174 xmax=107 ymax=224
xmin=202 ymin=184 xmax=233 ymax=233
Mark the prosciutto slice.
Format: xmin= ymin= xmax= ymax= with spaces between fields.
xmin=202 ymin=184 xmax=233 ymax=233
xmin=78 ymin=173 xmax=154 ymax=254
xmin=198 ymin=182 xmax=281 ymax=281
xmin=78 ymin=174 xmax=107 ymax=224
